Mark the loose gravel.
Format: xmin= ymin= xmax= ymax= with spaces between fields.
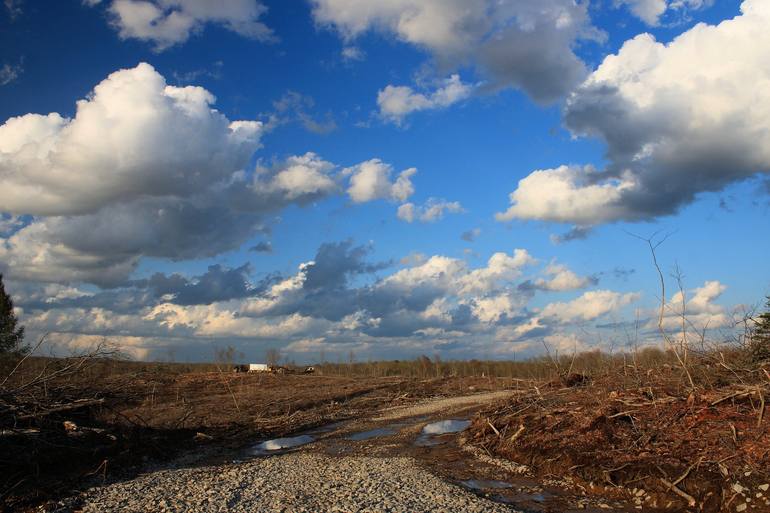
xmin=76 ymin=453 xmax=518 ymax=513
xmin=374 ymin=391 xmax=517 ymax=421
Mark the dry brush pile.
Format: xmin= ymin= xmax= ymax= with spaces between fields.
xmin=468 ymin=359 xmax=770 ymax=512
xmin=0 ymin=343 xmax=189 ymax=512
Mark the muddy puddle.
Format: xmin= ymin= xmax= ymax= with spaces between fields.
xmin=422 ymin=419 xmax=471 ymax=434
xmin=415 ymin=419 xmax=471 ymax=447
xmin=461 ymin=479 xmax=513 ymax=490
xmin=246 ymin=420 xmax=350 ymax=457
xmin=251 ymin=434 xmax=315 ymax=454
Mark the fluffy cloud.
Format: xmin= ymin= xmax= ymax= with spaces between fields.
xmin=253 ymin=152 xmax=337 ymax=201
xmin=397 ymin=199 xmax=464 ymax=223
xmin=137 ymin=264 xmax=260 ymax=306
xmin=533 ymin=262 xmax=596 ymax=291
xmin=11 ymin=237 xmax=677 ymax=361
xmin=660 ymin=280 xmax=733 ymax=335
xmin=496 ymin=165 xmax=636 ymax=225
xmin=345 ymin=159 xmax=416 ymax=203
xmin=239 ymin=246 xmax=536 ymax=332
xmin=88 ymin=0 xmax=275 ymax=51
xmin=617 ymin=0 xmax=667 ymax=25
xmin=0 ymin=64 xmax=430 ymax=286
xmin=540 ymin=290 xmax=640 ymax=323
xmin=0 ymin=150 xmax=342 ymax=285
xmin=10 ymin=263 xmax=273 ymax=313
xmin=679 ymin=280 xmax=727 ymax=315
xmin=311 ymin=0 xmax=602 ymax=103
xmin=377 ymin=75 xmax=472 ymax=124
xmin=150 ymin=304 xmax=328 ymax=339
xmin=0 ymin=63 xmax=264 ymax=216
xmin=0 ymin=220 xmax=143 ymax=286
xmin=617 ymin=0 xmax=710 ymax=25
xmin=499 ymin=1 xmax=770 ymax=228
xmin=458 ymin=250 xmax=536 ymax=296
xmin=469 ymin=293 xmax=525 ymax=323
xmin=379 ymin=255 xmax=465 ymax=294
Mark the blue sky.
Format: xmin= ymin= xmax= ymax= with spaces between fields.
xmin=1 ymin=0 xmax=768 ymax=363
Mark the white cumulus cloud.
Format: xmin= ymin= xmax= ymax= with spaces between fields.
xmin=0 ymin=65 xmax=364 ymax=286
xmin=90 ymin=0 xmax=275 ymax=51
xmin=495 ymin=165 xmax=637 ymax=225
xmin=617 ymin=0 xmax=711 ymax=25
xmin=345 ymin=159 xmax=416 ymax=203
xmin=377 ymin=74 xmax=473 ymax=125
xmin=0 ymin=62 xmax=264 ymax=217
xmin=499 ymin=0 xmax=770 ymax=229
xmin=540 ymin=290 xmax=640 ymax=323
xmin=534 ymin=262 xmax=594 ymax=291
xmin=311 ymin=0 xmax=602 ymax=104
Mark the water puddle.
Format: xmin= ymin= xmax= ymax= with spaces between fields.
xmin=422 ymin=419 xmax=471 ymax=435
xmin=461 ymin=480 xmax=513 ymax=490
xmin=415 ymin=419 xmax=471 ymax=446
xmin=251 ymin=434 xmax=314 ymax=454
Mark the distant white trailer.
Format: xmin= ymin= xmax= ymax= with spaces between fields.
xmin=248 ymin=363 xmax=270 ymax=373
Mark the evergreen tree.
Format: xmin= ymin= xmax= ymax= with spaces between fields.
xmin=751 ymin=296 xmax=770 ymax=362
xmin=0 ymin=274 xmax=25 ymax=354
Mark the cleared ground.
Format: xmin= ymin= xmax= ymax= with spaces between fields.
xmin=3 ymin=356 xmax=770 ymax=512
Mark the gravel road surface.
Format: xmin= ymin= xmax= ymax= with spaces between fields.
xmin=63 ymin=392 xmax=527 ymax=512
xmin=77 ymin=453 xmax=517 ymax=513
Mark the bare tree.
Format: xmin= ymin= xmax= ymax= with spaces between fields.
xmin=626 ymin=230 xmax=695 ymax=389
xmin=214 ymin=345 xmax=244 ymax=366
xmin=265 ymin=348 xmax=281 ymax=367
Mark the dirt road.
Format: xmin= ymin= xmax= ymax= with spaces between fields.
xmin=373 ymin=390 xmax=517 ymax=421
xmin=61 ymin=391 xmax=630 ymax=513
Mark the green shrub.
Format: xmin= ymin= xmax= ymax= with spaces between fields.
xmin=750 ymin=296 xmax=770 ymax=363
xmin=0 ymin=273 xmax=26 ymax=355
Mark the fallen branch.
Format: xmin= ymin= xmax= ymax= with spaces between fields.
xmin=660 ymin=478 xmax=696 ymax=507
xmin=509 ymin=424 xmax=525 ymax=443
xmin=711 ymin=390 xmax=754 ymax=406
xmin=16 ymin=398 xmax=105 ymax=420
xmin=671 ymin=458 xmax=701 ymax=487
xmin=486 ymin=418 xmax=500 ymax=437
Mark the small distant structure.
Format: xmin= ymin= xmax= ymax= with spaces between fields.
xmin=249 ymin=363 xmax=270 ymax=373
xmin=233 ymin=363 xmax=314 ymax=375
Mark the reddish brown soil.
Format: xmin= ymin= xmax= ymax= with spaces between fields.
xmin=468 ymin=369 xmax=770 ymax=512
